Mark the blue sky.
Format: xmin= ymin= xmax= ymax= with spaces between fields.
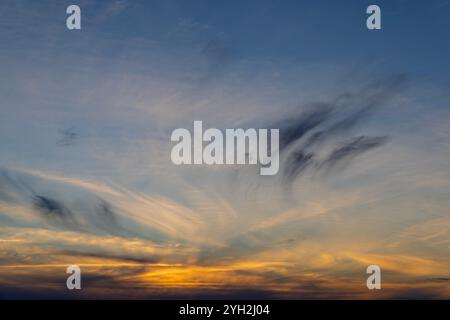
xmin=0 ymin=0 xmax=450 ymax=299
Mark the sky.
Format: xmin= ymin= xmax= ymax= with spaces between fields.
xmin=0 ymin=0 xmax=450 ymax=299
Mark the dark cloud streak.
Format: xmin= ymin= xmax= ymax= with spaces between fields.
xmin=321 ymin=136 xmax=389 ymax=170
xmin=271 ymin=74 xmax=408 ymax=184
xmin=33 ymin=195 xmax=81 ymax=229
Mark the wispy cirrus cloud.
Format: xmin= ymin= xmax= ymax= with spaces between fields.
xmin=1 ymin=0 xmax=450 ymax=299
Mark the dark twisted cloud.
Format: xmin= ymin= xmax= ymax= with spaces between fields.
xmin=270 ymin=74 xmax=408 ymax=183
xmin=33 ymin=195 xmax=81 ymax=229
xmin=283 ymin=151 xmax=314 ymax=182
xmin=277 ymin=104 xmax=333 ymax=152
xmin=0 ymin=168 xmax=132 ymax=237
xmin=321 ymin=136 xmax=389 ymax=169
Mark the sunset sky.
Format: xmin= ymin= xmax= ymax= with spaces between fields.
xmin=1 ymin=0 xmax=450 ymax=299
